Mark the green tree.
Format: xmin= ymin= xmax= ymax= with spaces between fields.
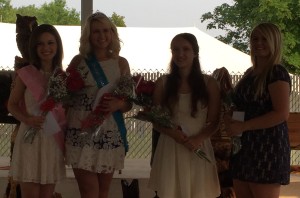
xmin=109 ymin=12 xmax=126 ymax=27
xmin=201 ymin=0 xmax=300 ymax=74
xmin=0 ymin=0 xmax=16 ymax=23
xmin=15 ymin=5 xmax=39 ymax=20
xmin=0 ymin=0 xmax=127 ymax=28
xmin=37 ymin=0 xmax=80 ymax=25
xmin=0 ymin=0 xmax=80 ymax=25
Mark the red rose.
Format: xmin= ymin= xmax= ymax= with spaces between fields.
xmin=80 ymin=93 xmax=112 ymax=130
xmin=132 ymin=75 xmax=144 ymax=84
xmin=136 ymin=80 xmax=155 ymax=96
xmin=66 ymin=63 xmax=76 ymax=72
xmin=40 ymin=97 xmax=56 ymax=112
xmin=66 ymin=67 xmax=85 ymax=92
xmin=143 ymin=81 xmax=155 ymax=95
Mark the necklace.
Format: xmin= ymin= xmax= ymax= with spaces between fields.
xmin=40 ymin=70 xmax=53 ymax=79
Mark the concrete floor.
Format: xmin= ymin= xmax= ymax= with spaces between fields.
xmin=1 ymin=157 xmax=300 ymax=198
xmin=0 ymin=157 xmax=156 ymax=198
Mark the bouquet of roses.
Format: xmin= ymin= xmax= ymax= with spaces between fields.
xmin=129 ymin=74 xmax=210 ymax=162
xmin=24 ymin=68 xmax=66 ymax=143
xmin=131 ymin=105 xmax=175 ymax=128
xmin=131 ymin=105 xmax=211 ymax=162
xmin=24 ymin=67 xmax=85 ymax=143
xmin=65 ymin=63 xmax=86 ymax=93
xmin=44 ymin=66 xmax=85 ymax=107
xmin=80 ymin=74 xmax=135 ymax=135
xmin=131 ymin=74 xmax=155 ymax=108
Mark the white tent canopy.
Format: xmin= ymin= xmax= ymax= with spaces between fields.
xmin=0 ymin=23 xmax=251 ymax=73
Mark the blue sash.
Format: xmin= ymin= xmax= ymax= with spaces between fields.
xmin=86 ymin=55 xmax=128 ymax=153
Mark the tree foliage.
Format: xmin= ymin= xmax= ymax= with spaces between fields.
xmin=201 ymin=0 xmax=300 ymax=74
xmin=0 ymin=0 xmax=127 ymax=27
xmin=110 ymin=12 xmax=126 ymax=27
xmin=0 ymin=0 xmax=80 ymax=25
xmin=38 ymin=0 xmax=80 ymax=25
xmin=0 ymin=0 xmax=15 ymax=22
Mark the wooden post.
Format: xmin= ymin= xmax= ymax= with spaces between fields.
xmin=81 ymin=0 xmax=93 ymax=32
xmin=288 ymin=112 xmax=300 ymax=149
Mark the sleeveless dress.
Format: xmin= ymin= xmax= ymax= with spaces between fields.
xmin=10 ymin=72 xmax=66 ymax=184
xmin=231 ymin=64 xmax=291 ymax=184
xmin=148 ymin=76 xmax=221 ymax=198
xmin=65 ymin=59 xmax=125 ymax=173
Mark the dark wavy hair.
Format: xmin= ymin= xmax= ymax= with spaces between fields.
xmin=163 ymin=33 xmax=208 ymax=117
xmin=29 ymin=24 xmax=63 ymax=70
xmin=212 ymin=67 xmax=233 ymax=99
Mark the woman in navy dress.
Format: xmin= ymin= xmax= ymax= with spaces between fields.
xmin=225 ymin=22 xmax=291 ymax=198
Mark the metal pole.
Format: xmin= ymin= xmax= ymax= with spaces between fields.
xmin=81 ymin=0 xmax=93 ymax=32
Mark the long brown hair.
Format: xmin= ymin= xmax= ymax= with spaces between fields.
xmin=29 ymin=24 xmax=63 ymax=70
xmin=163 ymin=33 xmax=208 ymax=117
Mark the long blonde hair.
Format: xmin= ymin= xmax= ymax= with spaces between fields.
xmin=79 ymin=12 xmax=121 ymax=59
xmin=250 ymin=22 xmax=283 ymax=99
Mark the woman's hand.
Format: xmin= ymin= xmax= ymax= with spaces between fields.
xmin=25 ymin=115 xmax=45 ymax=129
xmin=169 ymin=127 xmax=188 ymax=144
xmin=224 ymin=115 xmax=244 ymax=136
xmin=183 ymin=135 xmax=204 ymax=152
xmin=99 ymin=95 xmax=126 ymax=113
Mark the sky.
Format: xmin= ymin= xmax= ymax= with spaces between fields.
xmin=10 ymin=0 xmax=233 ymax=37
xmin=2 ymin=0 xmax=251 ymax=73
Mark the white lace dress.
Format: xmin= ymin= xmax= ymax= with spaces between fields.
xmin=148 ymin=93 xmax=221 ymax=198
xmin=65 ymin=59 xmax=125 ymax=173
xmin=10 ymin=82 xmax=66 ymax=184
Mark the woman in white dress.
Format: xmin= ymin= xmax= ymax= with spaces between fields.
xmin=8 ymin=24 xmax=66 ymax=198
xmin=65 ymin=12 xmax=132 ymax=198
xmin=148 ymin=33 xmax=221 ymax=198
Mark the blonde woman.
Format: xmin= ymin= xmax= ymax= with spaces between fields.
xmin=65 ymin=12 xmax=132 ymax=198
xmin=225 ymin=22 xmax=291 ymax=198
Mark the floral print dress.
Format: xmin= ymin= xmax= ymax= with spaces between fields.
xmin=65 ymin=59 xmax=125 ymax=173
xmin=231 ymin=64 xmax=291 ymax=184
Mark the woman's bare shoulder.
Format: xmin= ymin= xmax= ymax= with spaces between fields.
xmin=118 ymin=56 xmax=130 ymax=75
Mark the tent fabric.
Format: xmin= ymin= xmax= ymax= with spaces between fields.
xmin=0 ymin=23 xmax=251 ymax=73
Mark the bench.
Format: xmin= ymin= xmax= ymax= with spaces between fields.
xmin=288 ymin=112 xmax=300 ymax=150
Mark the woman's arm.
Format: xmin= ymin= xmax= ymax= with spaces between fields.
xmin=8 ymin=76 xmax=45 ymax=128
xmin=227 ymin=80 xmax=290 ymax=136
xmin=119 ymin=56 xmax=131 ymax=76
xmin=152 ymin=76 xmax=188 ymax=144
xmin=105 ymin=56 xmax=132 ymax=113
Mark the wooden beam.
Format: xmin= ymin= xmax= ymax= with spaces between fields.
xmin=81 ymin=0 xmax=93 ymax=32
xmin=288 ymin=112 xmax=300 ymax=149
